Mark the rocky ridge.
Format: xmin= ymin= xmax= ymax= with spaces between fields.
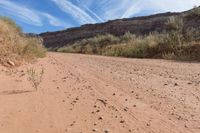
xmin=39 ymin=9 xmax=200 ymax=48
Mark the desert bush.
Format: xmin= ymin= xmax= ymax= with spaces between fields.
xmin=103 ymin=44 xmax=125 ymax=56
xmin=123 ymin=37 xmax=152 ymax=58
xmin=120 ymin=32 xmax=136 ymax=42
xmin=90 ymin=34 xmax=120 ymax=47
xmin=121 ymin=34 xmax=160 ymax=58
xmin=158 ymin=32 xmax=184 ymax=52
xmin=27 ymin=67 xmax=44 ymax=90
xmin=162 ymin=45 xmax=200 ymax=61
xmin=186 ymin=6 xmax=200 ymax=18
xmin=175 ymin=44 xmax=200 ymax=61
xmin=103 ymin=33 xmax=160 ymax=58
xmin=166 ymin=16 xmax=183 ymax=31
xmin=58 ymin=28 xmax=200 ymax=61
xmin=84 ymin=34 xmax=120 ymax=54
xmin=103 ymin=31 xmax=200 ymax=60
xmin=0 ymin=16 xmax=46 ymax=66
xmin=57 ymin=46 xmax=76 ymax=53
xmin=183 ymin=27 xmax=200 ymax=42
xmin=58 ymin=34 xmax=120 ymax=55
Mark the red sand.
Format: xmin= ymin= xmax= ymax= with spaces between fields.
xmin=0 ymin=53 xmax=200 ymax=133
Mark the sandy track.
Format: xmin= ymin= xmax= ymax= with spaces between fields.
xmin=0 ymin=52 xmax=200 ymax=133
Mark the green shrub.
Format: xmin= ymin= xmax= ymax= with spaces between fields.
xmin=103 ymin=44 xmax=124 ymax=56
xmin=120 ymin=32 xmax=136 ymax=42
xmin=58 ymin=34 xmax=120 ymax=55
xmin=57 ymin=46 xmax=76 ymax=53
xmin=183 ymin=27 xmax=200 ymax=42
xmin=103 ymin=33 xmax=160 ymax=58
xmin=166 ymin=16 xmax=183 ymax=31
xmin=87 ymin=34 xmax=120 ymax=49
xmin=158 ymin=31 xmax=185 ymax=56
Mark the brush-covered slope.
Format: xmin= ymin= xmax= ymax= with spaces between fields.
xmin=39 ymin=7 xmax=200 ymax=49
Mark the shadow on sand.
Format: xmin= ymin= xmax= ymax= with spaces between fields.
xmin=0 ymin=90 xmax=34 ymax=95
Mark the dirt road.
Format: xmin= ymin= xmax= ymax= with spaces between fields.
xmin=0 ymin=53 xmax=200 ymax=133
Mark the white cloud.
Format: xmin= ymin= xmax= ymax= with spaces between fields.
xmin=151 ymin=0 xmax=200 ymax=12
xmin=0 ymin=0 xmax=67 ymax=27
xmin=1 ymin=0 xmax=200 ymax=29
xmin=51 ymin=0 xmax=97 ymax=24
xmin=102 ymin=0 xmax=135 ymax=20
xmin=121 ymin=0 xmax=200 ymax=18
xmin=76 ymin=0 xmax=104 ymax=22
xmin=41 ymin=13 xmax=69 ymax=27
xmin=121 ymin=0 xmax=143 ymax=18
xmin=72 ymin=0 xmax=200 ymax=21
xmin=0 ymin=0 xmax=42 ymax=26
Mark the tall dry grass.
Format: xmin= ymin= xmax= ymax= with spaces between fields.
xmin=0 ymin=17 xmax=46 ymax=66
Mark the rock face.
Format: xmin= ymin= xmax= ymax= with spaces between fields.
xmin=38 ymin=9 xmax=199 ymax=48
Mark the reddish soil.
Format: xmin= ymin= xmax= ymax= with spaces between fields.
xmin=0 ymin=53 xmax=200 ymax=133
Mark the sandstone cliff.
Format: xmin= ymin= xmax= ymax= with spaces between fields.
xmin=39 ymin=9 xmax=199 ymax=48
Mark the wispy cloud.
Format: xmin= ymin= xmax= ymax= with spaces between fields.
xmin=102 ymin=0 xmax=134 ymax=20
xmin=75 ymin=0 xmax=135 ymax=21
xmin=121 ymin=0 xmax=142 ymax=18
xmin=0 ymin=0 xmax=66 ymax=27
xmin=1 ymin=0 xmax=200 ymax=33
xmin=76 ymin=0 xmax=104 ymax=22
xmin=0 ymin=0 xmax=42 ymax=26
xmin=121 ymin=0 xmax=200 ymax=18
xmin=51 ymin=0 xmax=97 ymax=24
xmin=41 ymin=13 xmax=70 ymax=27
xmin=74 ymin=0 xmax=200 ymax=21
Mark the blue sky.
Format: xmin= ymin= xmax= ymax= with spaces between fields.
xmin=0 ymin=0 xmax=200 ymax=33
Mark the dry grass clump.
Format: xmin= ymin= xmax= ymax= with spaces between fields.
xmin=0 ymin=17 xmax=46 ymax=67
xmin=27 ymin=67 xmax=44 ymax=90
